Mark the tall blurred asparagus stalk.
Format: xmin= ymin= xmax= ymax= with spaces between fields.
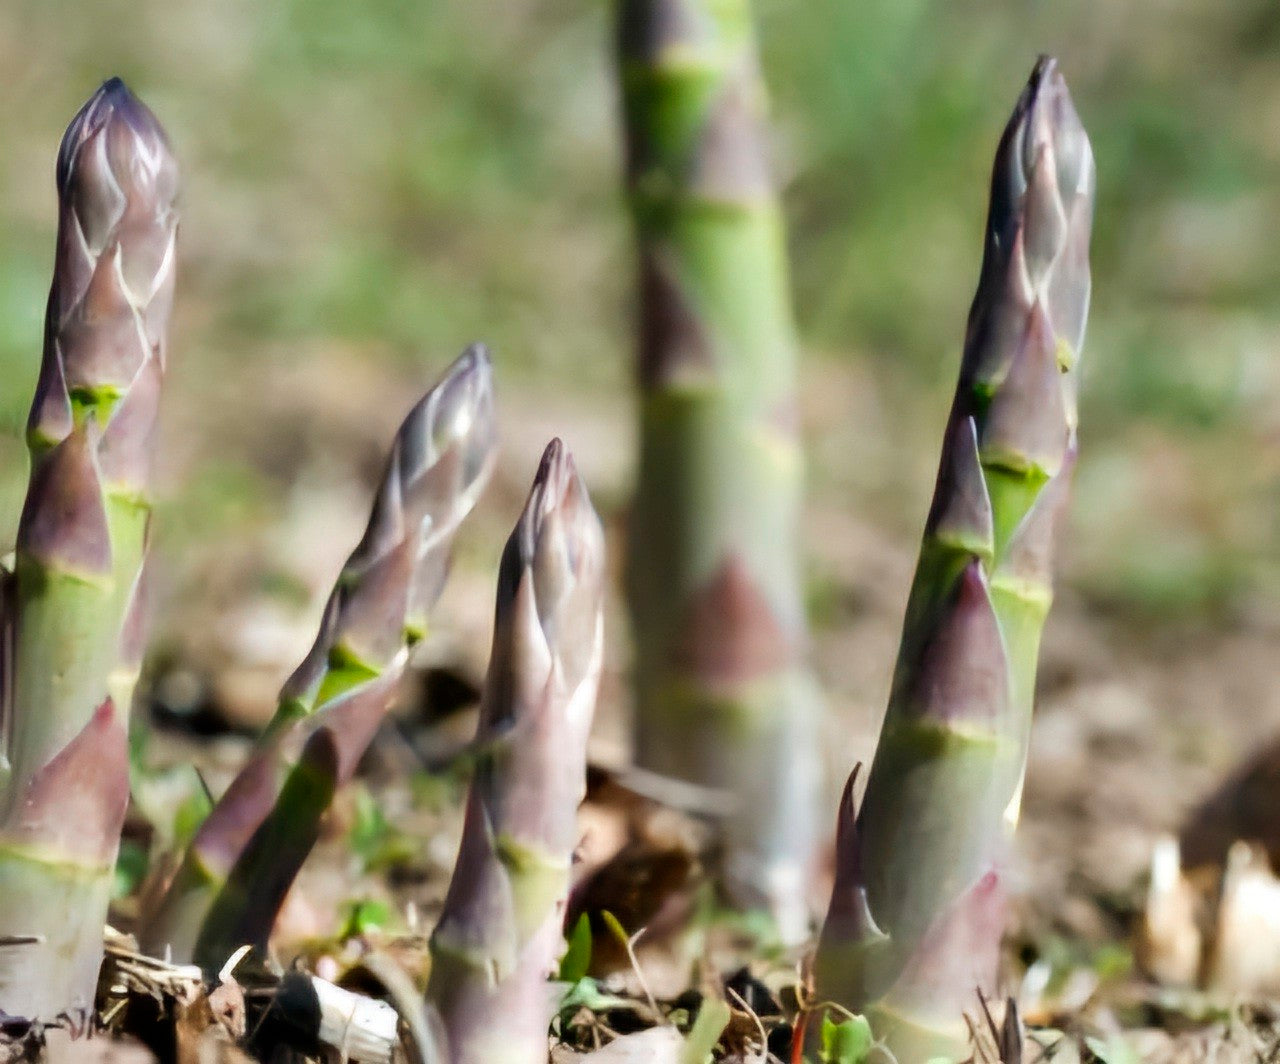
xmin=617 ymin=0 xmax=822 ymax=936
xmin=0 ymin=79 xmax=178 ymax=1020
xmin=143 ymin=346 xmax=496 ymax=970
xmin=811 ymin=57 xmax=1094 ymax=1062
xmin=427 ymin=439 xmax=605 ymax=1064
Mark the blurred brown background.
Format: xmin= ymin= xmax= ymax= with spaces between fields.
xmin=3 ymin=0 xmax=1280 ymax=936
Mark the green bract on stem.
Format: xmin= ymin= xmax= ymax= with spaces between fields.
xmin=812 ymin=57 xmax=1094 ymax=1062
xmin=427 ymin=439 xmax=605 ymax=1064
xmin=142 ymin=345 xmax=496 ymax=971
xmin=0 ymin=79 xmax=177 ymax=1020
xmin=617 ymin=0 xmax=823 ymax=940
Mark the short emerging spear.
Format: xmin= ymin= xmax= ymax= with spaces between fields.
xmin=143 ymin=345 xmax=496 ymax=970
xmin=427 ymin=438 xmax=606 ymax=1064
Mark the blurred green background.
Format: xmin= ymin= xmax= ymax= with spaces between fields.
xmin=2 ymin=0 xmax=1279 ymax=631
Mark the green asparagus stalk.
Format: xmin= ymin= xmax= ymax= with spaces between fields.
xmin=1 ymin=566 xmax=12 ymax=761
xmin=142 ymin=345 xmax=496 ymax=970
xmin=811 ymin=57 xmax=1094 ymax=1062
xmin=427 ymin=439 xmax=605 ymax=1064
xmin=0 ymin=79 xmax=178 ymax=1020
xmin=617 ymin=0 xmax=822 ymax=939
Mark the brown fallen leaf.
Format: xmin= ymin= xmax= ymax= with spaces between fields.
xmin=1181 ymin=738 xmax=1280 ymax=871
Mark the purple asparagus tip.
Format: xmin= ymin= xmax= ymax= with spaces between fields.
xmin=497 ymin=438 xmax=606 ymax=686
xmin=57 ymin=78 xmax=174 ymax=197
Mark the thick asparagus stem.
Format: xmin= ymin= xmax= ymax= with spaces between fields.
xmin=617 ymin=0 xmax=822 ymax=938
xmin=812 ymin=57 xmax=1094 ymax=1061
xmin=0 ymin=79 xmax=177 ymax=1020
xmin=427 ymin=439 xmax=605 ymax=1064
xmin=143 ymin=345 xmax=496 ymax=969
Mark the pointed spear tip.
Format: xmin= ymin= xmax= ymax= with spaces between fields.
xmin=1012 ymin=54 xmax=1092 ymax=197
xmin=96 ymin=76 xmax=135 ymax=108
xmin=1029 ymin=54 xmax=1058 ymax=88
xmin=58 ymin=77 xmax=172 ymax=193
xmin=524 ymin=437 xmax=600 ymax=561
xmin=520 ymin=437 xmax=576 ymax=538
xmin=457 ymin=339 xmax=491 ymax=372
xmin=85 ymin=77 xmax=165 ymax=138
xmin=401 ymin=343 xmax=497 ymax=488
xmin=834 ymin=763 xmax=862 ymax=858
xmin=435 ymin=342 xmax=494 ymax=416
xmin=534 ymin=436 xmax=570 ymax=489
xmin=1018 ymin=56 xmax=1068 ymax=125
xmin=991 ymin=54 xmax=1092 ymax=207
xmin=497 ymin=437 xmax=605 ymax=679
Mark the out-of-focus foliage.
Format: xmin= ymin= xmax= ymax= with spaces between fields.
xmin=2 ymin=0 xmax=1278 ymax=615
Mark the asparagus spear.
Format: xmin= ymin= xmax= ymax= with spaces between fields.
xmin=142 ymin=345 xmax=496 ymax=970
xmin=617 ymin=0 xmax=822 ymax=939
xmin=427 ymin=439 xmax=605 ymax=1064
xmin=0 ymin=79 xmax=178 ymax=1020
xmin=811 ymin=57 xmax=1094 ymax=1061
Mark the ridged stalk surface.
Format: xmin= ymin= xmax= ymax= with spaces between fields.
xmin=618 ymin=0 xmax=821 ymax=938
xmin=812 ymin=57 xmax=1094 ymax=1062
xmin=0 ymin=79 xmax=177 ymax=1019
xmin=427 ymin=439 xmax=605 ymax=1064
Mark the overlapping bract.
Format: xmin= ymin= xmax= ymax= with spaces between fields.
xmin=143 ymin=345 xmax=497 ymax=969
xmin=28 ymin=77 xmax=177 ymax=466
xmin=0 ymin=79 xmax=177 ymax=1021
xmin=813 ymin=57 xmax=1094 ymax=1062
xmin=619 ymin=0 xmax=823 ymax=941
xmin=428 ymin=439 xmax=605 ymax=1064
